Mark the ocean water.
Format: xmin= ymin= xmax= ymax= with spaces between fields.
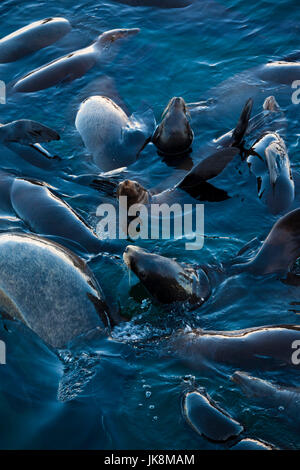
xmin=0 ymin=0 xmax=300 ymax=450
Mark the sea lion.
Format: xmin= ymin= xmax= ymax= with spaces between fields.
xmin=230 ymin=207 xmax=300 ymax=276
xmin=124 ymin=244 xmax=212 ymax=306
xmin=190 ymin=55 xmax=300 ymax=122
xmin=256 ymin=60 xmax=300 ymax=86
xmin=183 ymin=388 xmax=243 ymax=442
xmin=3 ymin=141 xmax=61 ymax=169
xmin=246 ymin=132 xmax=294 ymax=214
xmin=232 ymin=371 xmax=300 ymax=424
xmin=0 ymin=233 xmax=110 ymax=348
xmin=0 ymin=119 xmax=60 ymax=145
xmin=0 ymin=118 xmax=60 ymax=168
xmin=9 ymin=177 xmax=105 ymax=254
xmin=215 ymin=96 xmax=293 ymax=214
xmin=169 ymin=325 xmax=300 ymax=370
xmin=13 ymin=28 xmax=140 ymax=93
xmin=0 ymin=172 xmax=122 ymax=256
xmin=0 ymin=18 xmax=71 ymax=63
xmin=75 ymin=96 xmax=155 ymax=171
xmin=123 ymin=208 xmax=300 ymax=306
xmin=152 ymin=97 xmax=194 ymax=156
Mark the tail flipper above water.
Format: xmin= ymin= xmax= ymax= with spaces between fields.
xmin=0 ymin=120 xmax=60 ymax=145
xmin=177 ymin=147 xmax=239 ymax=191
xmin=181 ymin=181 xmax=230 ymax=202
xmin=231 ymin=97 xmax=253 ymax=146
xmin=232 ymin=208 xmax=300 ymax=276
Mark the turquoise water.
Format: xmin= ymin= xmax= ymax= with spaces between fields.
xmin=0 ymin=0 xmax=300 ymax=450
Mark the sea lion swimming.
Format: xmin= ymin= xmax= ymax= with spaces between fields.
xmin=0 ymin=118 xmax=60 ymax=168
xmin=0 ymin=18 xmax=71 ymax=63
xmin=75 ymin=96 xmax=155 ymax=171
xmin=13 ymin=28 xmax=140 ymax=93
xmin=214 ymin=96 xmax=294 ymax=214
xmin=169 ymin=325 xmax=300 ymax=370
xmin=246 ymin=132 xmax=295 ymax=214
xmin=232 ymin=371 xmax=300 ymax=425
xmin=230 ymin=207 xmax=300 ymax=276
xmin=124 ymin=245 xmax=212 ymax=306
xmin=190 ymin=52 xmax=300 ymax=122
xmin=0 ymin=233 xmax=110 ymax=348
xmin=123 ymin=208 xmax=300 ymax=307
xmin=0 ymin=172 xmax=122 ymax=256
xmin=183 ymin=388 xmax=243 ymax=442
xmin=152 ymin=97 xmax=194 ymax=156
xmin=0 ymin=119 xmax=60 ymax=145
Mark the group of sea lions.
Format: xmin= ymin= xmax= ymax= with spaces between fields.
xmin=0 ymin=6 xmax=300 ymax=449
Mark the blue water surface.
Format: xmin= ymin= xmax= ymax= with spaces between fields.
xmin=0 ymin=0 xmax=300 ymax=450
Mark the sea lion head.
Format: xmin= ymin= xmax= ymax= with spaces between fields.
xmin=231 ymin=371 xmax=274 ymax=398
xmin=263 ymin=95 xmax=280 ymax=112
xmin=153 ymin=97 xmax=194 ymax=155
xmin=97 ymin=28 xmax=140 ymax=47
xmin=123 ymin=245 xmax=210 ymax=305
xmin=117 ymin=180 xmax=149 ymax=208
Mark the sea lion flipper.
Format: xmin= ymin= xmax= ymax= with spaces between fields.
xmin=123 ymin=106 xmax=156 ymax=154
xmin=232 ymin=97 xmax=253 ymax=146
xmin=129 ymin=105 xmax=156 ymax=136
xmin=178 ymin=147 xmax=239 ymax=191
xmin=0 ymin=120 xmax=60 ymax=145
xmin=152 ymin=125 xmax=161 ymax=145
xmin=185 ymin=181 xmax=230 ymax=202
xmin=233 ymin=208 xmax=300 ymax=276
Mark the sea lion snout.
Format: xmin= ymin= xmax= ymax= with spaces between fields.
xmin=232 ymin=371 xmax=276 ymax=399
xmin=231 ymin=371 xmax=249 ymax=386
xmin=98 ymin=28 xmax=140 ymax=45
xmin=165 ymin=96 xmax=188 ymax=116
xmin=123 ymin=245 xmax=146 ymax=275
xmin=170 ymin=96 xmax=185 ymax=108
